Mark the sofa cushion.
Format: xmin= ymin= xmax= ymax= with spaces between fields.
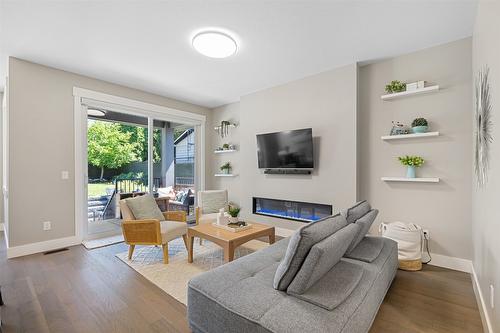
xmin=341 ymin=200 xmax=371 ymax=224
xmin=345 ymin=236 xmax=385 ymax=263
xmin=346 ymin=209 xmax=379 ymax=253
xmin=287 ymin=223 xmax=360 ymax=295
xmin=273 ymin=214 xmax=348 ymax=291
xmin=160 ymin=220 xmax=188 ymax=243
xmin=125 ymin=194 xmax=164 ymax=221
xmin=289 ymin=261 xmax=363 ymax=310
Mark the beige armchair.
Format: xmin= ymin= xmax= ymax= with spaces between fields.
xmin=195 ymin=190 xmax=229 ymax=225
xmin=120 ymin=199 xmax=189 ymax=264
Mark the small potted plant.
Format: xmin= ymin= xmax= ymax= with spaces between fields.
xmin=398 ymin=155 xmax=425 ymax=178
xmin=220 ymin=162 xmax=232 ymax=174
xmin=385 ymin=80 xmax=407 ymax=94
xmin=411 ymin=118 xmax=429 ymax=133
xmin=228 ymin=205 xmax=241 ymax=223
xmin=222 ymin=143 xmax=230 ymax=150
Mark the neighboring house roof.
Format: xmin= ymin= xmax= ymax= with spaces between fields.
xmin=174 ymin=128 xmax=194 ymax=145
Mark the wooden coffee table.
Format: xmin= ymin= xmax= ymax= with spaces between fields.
xmin=187 ymin=222 xmax=275 ymax=263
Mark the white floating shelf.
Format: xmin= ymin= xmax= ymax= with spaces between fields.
xmin=381 ymin=132 xmax=440 ymax=140
xmin=214 ymin=149 xmax=237 ymax=154
xmin=214 ymin=173 xmax=238 ymax=177
xmin=381 ymin=85 xmax=439 ymax=100
xmin=381 ymin=177 xmax=440 ymax=183
xmin=214 ymin=123 xmax=237 ymax=131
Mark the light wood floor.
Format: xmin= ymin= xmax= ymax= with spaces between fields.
xmin=0 ymin=232 xmax=483 ymax=333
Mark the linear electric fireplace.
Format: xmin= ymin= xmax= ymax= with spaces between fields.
xmin=253 ymin=197 xmax=332 ymax=223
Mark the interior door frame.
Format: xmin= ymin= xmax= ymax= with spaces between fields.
xmin=73 ymin=87 xmax=206 ymax=241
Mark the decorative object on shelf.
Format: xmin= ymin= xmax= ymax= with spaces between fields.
xmin=228 ymin=205 xmax=241 ymax=223
xmin=406 ymin=82 xmax=418 ymax=92
xmin=417 ymin=80 xmax=426 ymax=89
xmin=398 ymin=155 xmax=425 ymax=178
xmin=474 ymin=66 xmax=493 ymax=187
xmin=215 ymin=120 xmax=237 ymax=138
xmin=390 ymin=121 xmax=411 ymax=136
xmin=220 ymin=162 xmax=232 ymax=174
xmin=222 ymin=143 xmax=230 ymax=150
xmin=411 ymin=117 xmax=429 ymax=133
xmin=385 ymin=80 xmax=406 ymax=94
xmin=216 ymin=207 xmax=229 ymax=226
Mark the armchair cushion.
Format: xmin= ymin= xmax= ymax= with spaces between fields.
xmin=160 ymin=221 xmax=188 ymax=243
xmin=125 ymin=194 xmax=165 ymax=221
xmin=199 ymin=190 xmax=228 ymax=214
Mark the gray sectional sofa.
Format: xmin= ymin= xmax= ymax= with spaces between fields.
xmin=188 ymin=201 xmax=398 ymax=333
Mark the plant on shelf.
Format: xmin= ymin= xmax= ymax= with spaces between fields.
xmin=411 ymin=118 xmax=429 ymax=133
xmin=398 ymin=155 xmax=425 ymax=178
xmin=228 ymin=205 xmax=241 ymax=223
xmin=222 ymin=143 xmax=230 ymax=150
xmin=385 ymin=80 xmax=407 ymax=94
xmin=216 ymin=120 xmax=233 ymax=138
xmin=220 ymin=162 xmax=232 ymax=174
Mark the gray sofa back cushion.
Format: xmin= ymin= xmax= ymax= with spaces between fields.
xmin=273 ymin=214 xmax=347 ymax=291
xmin=341 ymin=200 xmax=371 ymax=224
xmin=345 ymin=236 xmax=385 ymax=263
xmin=346 ymin=209 xmax=379 ymax=253
xmin=287 ymin=223 xmax=360 ymax=295
xmin=288 ymin=261 xmax=364 ymax=311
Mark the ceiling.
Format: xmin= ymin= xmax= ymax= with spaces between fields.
xmin=0 ymin=0 xmax=477 ymax=108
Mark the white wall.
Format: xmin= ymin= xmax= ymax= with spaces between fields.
xmin=472 ymin=0 xmax=500 ymax=330
xmin=7 ymin=57 xmax=211 ymax=247
xmin=209 ymin=64 xmax=358 ymax=230
xmin=358 ymin=38 xmax=473 ymax=260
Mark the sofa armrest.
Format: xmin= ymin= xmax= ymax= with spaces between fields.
xmin=163 ymin=211 xmax=187 ymax=222
xmin=122 ymin=219 xmax=161 ymax=245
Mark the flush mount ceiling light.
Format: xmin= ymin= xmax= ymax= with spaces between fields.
xmin=192 ymin=31 xmax=237 ymax=58
xmin=87 ymin=108 xmax=106 ymax=117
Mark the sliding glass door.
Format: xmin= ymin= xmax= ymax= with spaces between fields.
xmin=83 ymin=107 xmax=199 ymax=239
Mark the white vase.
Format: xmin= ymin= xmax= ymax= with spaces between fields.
xmin=229 ymin=217 xmax=239 ymax=224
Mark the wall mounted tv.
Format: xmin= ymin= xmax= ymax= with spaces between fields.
xmin=256 ymin=128 xmax=314 ymax=169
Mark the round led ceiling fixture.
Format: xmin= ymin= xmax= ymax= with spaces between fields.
xmin=192 ymin=31 xmax=237 ymax=58
xmin=87 ymin=108 xmax=106 ymax=117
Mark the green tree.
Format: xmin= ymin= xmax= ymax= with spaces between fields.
xmin=121 ymin=125 xmax=162 ymax=163
xmin=88 ymin=121 xmax=138 ymax=180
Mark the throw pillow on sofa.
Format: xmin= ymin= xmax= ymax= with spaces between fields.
xmin=125 ymin=194 xmax=165 ymax=221
xmin=341 ymin=200 xmax=371 ymax=224
xmin=273 ymin=214 xmax=347 ymax=291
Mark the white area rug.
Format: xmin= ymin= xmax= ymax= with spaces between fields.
xmin=116 ymin=238 xmax=268 ymax=304
xmin=82 ymin=234 xmax=124 ymax=249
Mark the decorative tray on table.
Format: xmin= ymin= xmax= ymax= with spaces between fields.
xmin=212 ymin=222 xmax=252 ymax=233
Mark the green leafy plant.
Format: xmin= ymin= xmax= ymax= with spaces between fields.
xmin=228 ymin=205 xmax=241 ymax=218
xmin=411 ymin=118 xmax=428 ymax=127
xmin=398 ymin=155 xmax=425 ymax=167
xmin=220 ymin=162 xmax=232 ymax=171
xmin=222 ymin=143 xmax=230 ymax=149
xmin=385 ymin=80 xmax=407 ymax=94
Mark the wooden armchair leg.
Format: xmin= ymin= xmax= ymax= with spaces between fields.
xmin=162 ymin=243 xmax=169 ymax=264
xmin=182 ymin=235 xmax=189 ymax=251
xmin=128 ymin=245 xmax=135 ymax=260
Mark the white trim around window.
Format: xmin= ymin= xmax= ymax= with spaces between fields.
xmin=73 ymin=87 xmax=206 ymax=242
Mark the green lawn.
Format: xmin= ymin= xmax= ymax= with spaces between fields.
xmin=88 ymin=183 xmax=114 ymax=198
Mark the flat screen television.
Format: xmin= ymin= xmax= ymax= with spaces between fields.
xmin=256 ymin=128 xmax=314 ymax=169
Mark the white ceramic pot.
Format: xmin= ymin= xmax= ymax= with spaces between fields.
xmin=229 ymin=217 xmax=239 ymax=223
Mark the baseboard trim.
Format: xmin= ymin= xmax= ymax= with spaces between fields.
xmin=471 ymin=265 xmax=494 ymax=333
xmin=7 ymin=235 xmax=81 ymax=259
xmin=426 ymin=253 xmax=472 ymax=273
